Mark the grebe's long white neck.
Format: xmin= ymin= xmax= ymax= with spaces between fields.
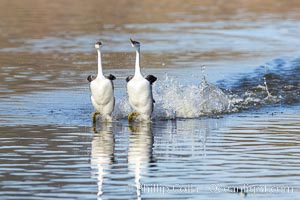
xmin=134 ymin=48 xmax=142 ymax=77
xmin=97 ymin=49 xmax=104 ymax=78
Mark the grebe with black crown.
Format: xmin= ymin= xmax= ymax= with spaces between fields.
xmin=87 ymin=41 xmax=116 ymax=123
xmin=126 ymin=39 xmax=157 ymax=121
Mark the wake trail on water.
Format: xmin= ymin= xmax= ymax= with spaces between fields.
xmin=114 ymin=60 xmax=297 ymax=120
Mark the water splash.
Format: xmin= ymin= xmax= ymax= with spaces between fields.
xmin=264 ymin=77 xmax=272 ymax=97
xmin=115 ymin=73 xmax=231 ymax=120
xmin=261 ymin=66 xmax=282 ymax=103
xmin=154 ymin=75 xmax=231 ymax=119
xmin=201 ymin=65 xmax=208 ymax=86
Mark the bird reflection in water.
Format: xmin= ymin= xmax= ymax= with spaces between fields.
xmin=128 ymin=122 xmax=154 ymax=200
xmin=90 ymin=122 xmax=114 ymax=199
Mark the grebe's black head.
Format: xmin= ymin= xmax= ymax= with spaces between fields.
xmin=130 ymin=38 xmax=140 ymax=49
xmin=95 ymin=41 xmax=103 ymax=49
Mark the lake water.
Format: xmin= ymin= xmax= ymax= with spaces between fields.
xmin=0 ymin=1 xmax=300 ymax=199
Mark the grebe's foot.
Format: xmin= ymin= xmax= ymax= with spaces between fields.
xmin=92 ymin=124 xmax=97 ymax=133
xmin=92 ymin=112 xmax=100 ymax=124
xmin=128 ymin=123 xmax=136 ymax=133
xmin=128 ymin=112 xmax=140 ymax=122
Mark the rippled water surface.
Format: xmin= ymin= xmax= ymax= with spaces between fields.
xmin=1 ymin=0 xmax=300 ymax=199
xmin=1 ymin=108 xmax=300 ymax=200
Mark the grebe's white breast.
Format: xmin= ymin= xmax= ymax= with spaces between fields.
xmin=127 ymin=75 xmax=153 ymax=116
xmin=90 ymin=76 xmax=115 ymax=115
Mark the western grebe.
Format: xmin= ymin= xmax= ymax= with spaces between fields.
xmin=87 ymin=41 xmax=116 ymax=123
xmin=126 ymin=39 xmax=157 ymax=121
